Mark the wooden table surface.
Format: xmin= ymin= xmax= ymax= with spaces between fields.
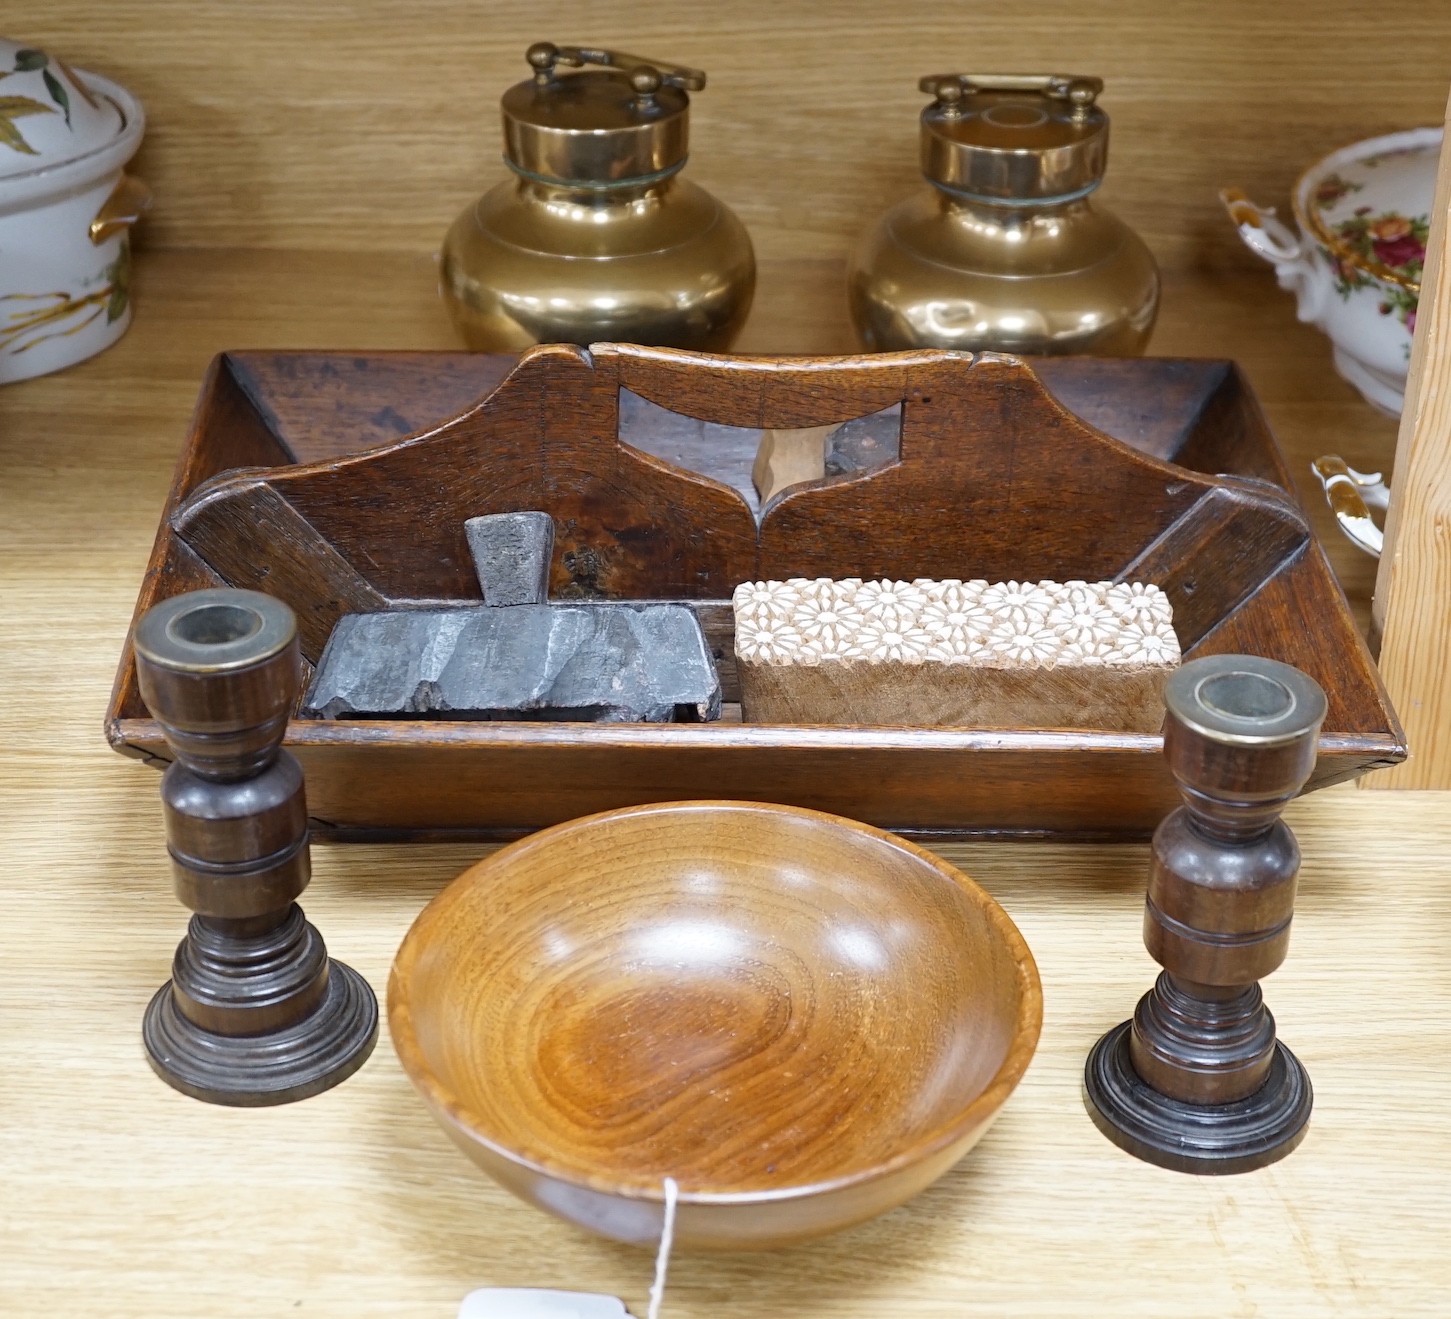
xmin=3 ymin=247 xmax=1446 ymax=1317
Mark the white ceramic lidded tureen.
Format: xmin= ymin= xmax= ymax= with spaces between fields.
xmin=0 ymin=37 xmax=147 ymax=384
xmin=1222 ymin=127 xmax=1440 ymax=415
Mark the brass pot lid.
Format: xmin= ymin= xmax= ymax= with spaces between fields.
xmin=501 ymin=42 xmax=703 ymax=187
xmin=918 ymin=73 xmax=1107 ymax=204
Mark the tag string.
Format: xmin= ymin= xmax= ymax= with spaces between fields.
xmin=646 ymin=1177 xmax=679 ymax=1319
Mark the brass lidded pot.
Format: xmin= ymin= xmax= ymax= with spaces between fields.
xmin=849 ymin=74 xmax=1159 ymax=356
xmin=441 ymin=43 xmax=755 ymax=352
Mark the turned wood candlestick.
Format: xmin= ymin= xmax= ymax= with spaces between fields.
xmin=1084 ymin=653 xmax=1327 ymax=1173
xmin=134 ymin=587 xmax=378 ymax=1105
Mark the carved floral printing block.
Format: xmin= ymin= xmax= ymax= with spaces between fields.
xmin=733 ymin=578 xmax=1180 ymax=731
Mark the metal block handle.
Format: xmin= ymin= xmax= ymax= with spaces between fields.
xmin=919 ymin=72 xmax=1102 ymax=119
xmin=526 ymin=41 xmax=706 ymax=96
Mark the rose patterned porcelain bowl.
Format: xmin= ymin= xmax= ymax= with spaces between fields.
xmin=0 ymin=36 xmax=148 ymax=384
xmin=1222 ymin=127 xmax=1440 ymax=415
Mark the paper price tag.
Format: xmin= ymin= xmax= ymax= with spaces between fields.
xmin=458 ymin=1288 xmax=632 ymax=1319
xmin=461 ymin=1177 xmax=679 ymax=1319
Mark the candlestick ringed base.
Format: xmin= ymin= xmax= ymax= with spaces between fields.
xmin=1084 ymin=1020 xmax=1312 ymax=1175
xmin=143 ymin=959 xmax=378 ymax=1107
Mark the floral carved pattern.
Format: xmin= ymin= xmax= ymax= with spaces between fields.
xmin=733 ymin=578 xmax=1180 ymax=669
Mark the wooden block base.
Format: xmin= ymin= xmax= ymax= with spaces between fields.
xmin=143 ymin=959 xmax=379 ymax=1107
xmin=1083 ymin=1020 xmax=1312 ymax=1175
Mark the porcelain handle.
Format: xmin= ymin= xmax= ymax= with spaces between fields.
xmin=89 ymin=173 xmax=152 ymax=245
xmin=1222 ymin=186 xmax=1331 ymax=326
xmin=1311 ymin=455 xmax=1387 ymax=558
xmin=1220 ymin=187 xmax=1303 ymax=263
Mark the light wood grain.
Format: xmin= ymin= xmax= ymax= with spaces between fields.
xmin=5 ymin=782 xmax=1451 ymax=1316
xmin=1 ymin=246 xmax=1444 ymax=1315
xmin=1370 ymin=91 xmax=1451 ymax=788
xmin=752 ymin=425 xmax=833 ymax=504
xmin=10 ymin=0 xmax=1451 ymax=275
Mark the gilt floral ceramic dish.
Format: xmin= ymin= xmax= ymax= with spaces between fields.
xmin=1222 ymin=127 xmax=1440 ymax=415
xmin=0 ymin=36 xmax=148 ymax=384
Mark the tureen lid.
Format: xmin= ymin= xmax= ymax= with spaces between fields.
xmin=918 ymin=73 xmax=1108 ymax=203
xmin=0 ymin=37 xmax=140 ymax=182
xmin=501 ymin=42 xmax=702 ymax=186
xmin=1295 ymin=127 xmax=1441 ymax=294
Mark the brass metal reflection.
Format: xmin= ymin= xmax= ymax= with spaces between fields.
xmin=849 ymin=73 xmax=1159 ymax=356
xmin=442 ymin=43 xmax=754 ymax=352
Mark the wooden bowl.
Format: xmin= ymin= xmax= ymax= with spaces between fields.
xmin=388 ymin=801 xmax=1042 ymax=1250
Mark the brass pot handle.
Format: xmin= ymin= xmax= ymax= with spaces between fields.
xmin=919 ymin=72 xmax=1102 ymax=119
xmin=526 ymin=41 xmax=706 ymax=97
xmin=1311 ymin=455 xmax=1388 ymax=558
